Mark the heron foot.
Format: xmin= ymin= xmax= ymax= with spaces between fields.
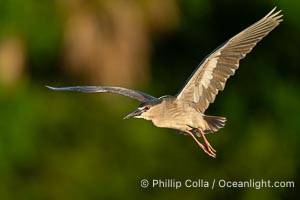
xmin=186 ymin=130 xmax=216 ymax=158
xmin=197 ymin=128 xmax=216 ymax=155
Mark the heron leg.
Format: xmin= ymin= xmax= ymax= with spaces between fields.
xmin=186 ymin=130 xmax=216 ymax=158
xmin=197 ymin=128 xmax=216 ymax=154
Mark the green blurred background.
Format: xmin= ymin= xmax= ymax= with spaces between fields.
xmin=0 ymin=0 xmax=299 ymax=199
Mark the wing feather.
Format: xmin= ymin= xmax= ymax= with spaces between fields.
xmin=176 ymin=8 xmax=283 ymax=113
xmin=46 ymin=86 xmax=156 ymax=102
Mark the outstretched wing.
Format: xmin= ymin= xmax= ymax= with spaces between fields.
xmin=46 ymin=86 xmax=157 ymax=102
xmin=176 ymin=7 xmax=283 ymax=113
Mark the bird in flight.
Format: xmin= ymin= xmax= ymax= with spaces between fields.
xmin=47 ymin=8 xmax=283 ymax=157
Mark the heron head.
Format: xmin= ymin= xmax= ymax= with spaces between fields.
xmin=123 ymin=99 xmax=162 ymax=120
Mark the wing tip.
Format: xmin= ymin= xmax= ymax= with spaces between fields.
xmin=266 ymin=6 xmax=283 ymax=23
xmin=45 ymin=85 xmax=56 ymax=90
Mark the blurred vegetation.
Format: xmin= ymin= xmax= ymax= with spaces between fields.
xmin=0 ymin=0 xmax=299 ymax=199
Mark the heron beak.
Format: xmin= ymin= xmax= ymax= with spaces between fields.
xmin=123 ymin=109 xmax=143 ymax=119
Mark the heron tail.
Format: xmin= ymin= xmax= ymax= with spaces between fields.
xmin=203 ymin=115 xmax=227 ymax=133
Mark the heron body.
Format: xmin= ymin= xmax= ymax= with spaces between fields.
xmin=134 ymin=97 xmax=222 ymax=133
xmin=47 ymin=8 xmax=283 ymax=157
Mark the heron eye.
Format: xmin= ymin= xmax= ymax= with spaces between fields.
xmin=144 ymin=106 xmax=150 ymax=110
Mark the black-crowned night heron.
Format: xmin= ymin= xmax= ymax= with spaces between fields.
xmin=47 ymin=8 xmax=282 ymax=157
